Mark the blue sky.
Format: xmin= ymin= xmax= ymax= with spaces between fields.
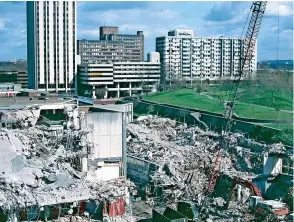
xmin=0 ymin=1 xmax=293 ymax=61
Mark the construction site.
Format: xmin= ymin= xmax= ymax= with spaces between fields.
xmin=0 ymin=1 xmax=293 ymax=222
xmin=0 ymin=93 xmax=292 ymax=221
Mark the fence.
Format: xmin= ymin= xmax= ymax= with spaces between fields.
xmin=126 ymin=99 xmax=293 ymax=147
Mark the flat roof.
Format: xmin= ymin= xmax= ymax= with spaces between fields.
xmin=79 ymin=62 xmax=160 ymax=67
xmin=157 ymin=36 xmax=245 ymax=40
xmin=78 ymin=39 xmax=122 ymax=43
xmin=100 ymin=26 xmax=118 ymax=28
xmin=79 ymin=103 xmax=132 ymax=113
xmin=0 ymin=97 xmax=76 ymax=107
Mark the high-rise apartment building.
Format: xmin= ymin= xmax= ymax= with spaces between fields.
xmin=26 ymin=1 xmax=77 ymax=92
xmin=77 ymin=27 xmax=144 ymax=64
xmin=156 ymin=29 xmax=257 ymax=82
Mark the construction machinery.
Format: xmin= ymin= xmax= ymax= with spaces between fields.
xmin=207 ymin=0 xmax=267 ymax=194
xmin=199 ymin=1 xmax=267 ymax=213
xmin=223 ymin=175 xmax=263 ymax=206
xmin=225 ymin=175 xmax=289 ymax=218
xmin=232 ymin=177 xmax=263 ymax=197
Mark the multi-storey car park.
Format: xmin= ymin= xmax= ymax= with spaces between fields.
xmin=156 ymin=29 xmax=257 ymax=83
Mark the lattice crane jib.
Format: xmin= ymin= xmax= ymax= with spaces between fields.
xmin=207 ymin=1 xmax=267 ymax=195
xmin=224 ymin=1 xmax=267 ymax=134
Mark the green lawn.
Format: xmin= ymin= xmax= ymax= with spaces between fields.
xmin=145 ymin=89 xmax=225 ymax=114
xmin=207 ymin=86 xmax=293 ymax=111
xmin=259 ymin=123 xmax=293 ymax=131
xmin=144 ymin=89 xmax=293 ymax=121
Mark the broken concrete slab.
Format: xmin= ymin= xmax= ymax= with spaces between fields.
xmin=126 ymin=115 xmax=291 ymax=220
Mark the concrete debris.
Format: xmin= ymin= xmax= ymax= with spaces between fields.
xmin=267 ymin=143 xmax=286 ymax=154
xmin=103 ymin=215 xmax=137 ymax=222
xmin=127 ymin=115 xmax=290 ymax=220
xmin=0 ymin=106 xmax=41 ymax=128
xmin=0 ymin=105 xmax=133 ymax=218
xmin=0 ymin=125 xmax=128 ymax=209
xmin=51 ymin=215 xmax=137 ymax=222
xmin=213 ymin=197 xmax=226 ymax=208
xmin=52 ymin=216 xmax=93 ymax=222
xmin=127 ymin=116 xmax=261 ymax=204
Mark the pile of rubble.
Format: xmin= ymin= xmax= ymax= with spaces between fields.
xmin=0 ymin=105 xmax=133 ymax=217
xmin=0 ymin=106 xmax=41 ymax=128
xmin=126 ymin=115 xmax=288 ymax=219
xmin=53 ymin=215 xmax=137 ymax=222
xmin=127 ymin=116 xmax=257 ymax=203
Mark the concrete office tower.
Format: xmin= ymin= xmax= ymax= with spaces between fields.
xmin=27 ymin=1 xmax=77 ymax=92
xmin=156 ymin=29 xmax=257 ymax=82
xmin=77 ymin=62 xmax=160 ymax=99
xmin=99 ymin=26 xmax=119 ymax=40
xmin=78 ymin=27 xmax=144 ymax=64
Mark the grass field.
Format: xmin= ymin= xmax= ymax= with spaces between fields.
xmin=144 ymin=89 xmax=293 ymax=123
xmin=259 ymin=123 xmax=293 ymax=131
xmin=207 ymin=85 xmax=293 ymax=111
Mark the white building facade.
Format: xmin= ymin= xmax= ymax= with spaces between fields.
xmin=156 ymin=29 xmax=257 ymax=82
xmin=77 ymin=62 xmax=160 ymax=98
xmin=26 ymin=1 xmax=77 ymax=92
xmin=147 ymin=52 xmax=160 ymax=63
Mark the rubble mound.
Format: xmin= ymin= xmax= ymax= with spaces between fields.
xmin=127 ymin=116 xmax=258 ymax=204
xmin=0 ymin=105 xmax=134 ymax=212
xmin=0 ymin=106 xmax=41 ymax=128
xmin=127 ymin=116 xmax=290 ymax=220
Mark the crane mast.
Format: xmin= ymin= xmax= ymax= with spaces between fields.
xmin=207 ymin=1 xmax=267 ymax=193
xmin=224 ymin=1 xmax=267 ymax=133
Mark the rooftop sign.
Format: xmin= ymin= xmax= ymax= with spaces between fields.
xmin=168 ymin=29 xmax=194 ymax=37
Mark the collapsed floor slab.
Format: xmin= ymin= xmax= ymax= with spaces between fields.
xmin=126 ymin=115 xmax=292 ymax=220
xmin=0 ymin=104 xmax=134 ymax=221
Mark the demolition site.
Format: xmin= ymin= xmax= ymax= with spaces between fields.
xmin=0 ymin=1 xmax=293 ymax=222
xmin=0 ymin=92 xmax=292 ymax=222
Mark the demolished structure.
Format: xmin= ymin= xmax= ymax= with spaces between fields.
xmin=0 ymin=102 xmax=136 ymax=221
xmin=0 ymin=101 xmax=292 ymax=221
xmin=126 ymin=115 xmax=293 ymax=221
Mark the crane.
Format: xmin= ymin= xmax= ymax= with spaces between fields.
xmin=199 ymin=1 xmax=267 ymax=212
xmin=207 ymin=0 xmax=267 ymax=193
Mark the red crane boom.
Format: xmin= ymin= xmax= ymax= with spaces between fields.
xmin=207 ymin=1 xmax=267 ymax=194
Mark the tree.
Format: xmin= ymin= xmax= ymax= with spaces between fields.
xmin=95 ymin=87 xmax=106 ymax=99
xmin=161 ymin=64 xmax=179 ymax=91
xmin=256 ymin=69 xmax=293 ymax=109
xmin=220 ymin=80 xmax=234 ymax=96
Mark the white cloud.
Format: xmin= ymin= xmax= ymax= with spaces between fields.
xmin=119 ymin=24 xmax=168 ymax=37
xmin=154 ymin=9 xmax=178 ymax=20
xmin=175 ymin=24 xmax=193 ymax=29
xmin=281 ymin=29 xmax=293 ymax=35
xmin=0 ymin=19 xmax=7 ymax=30
xmin=266 ymin=2 xmax=293 ymax=16
xmin=7 ymin=28 xmax=26 ymax=47
xmin=86 ymin=9 xmax=141 ymax=25
xmin=204 ymin=8 xmax=249 ymax=27
xmin=78 ymin=7 xmax=180 ymax=41
xmin=269 ymin=25 xmax=278 ymax=32
xmin=79 ymin=29 xmax=100 ymax=38
xmin=83 ymin=7 xmax=179 ymax=26
xmin=120 ymin=24 xmax=148 ymax=32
